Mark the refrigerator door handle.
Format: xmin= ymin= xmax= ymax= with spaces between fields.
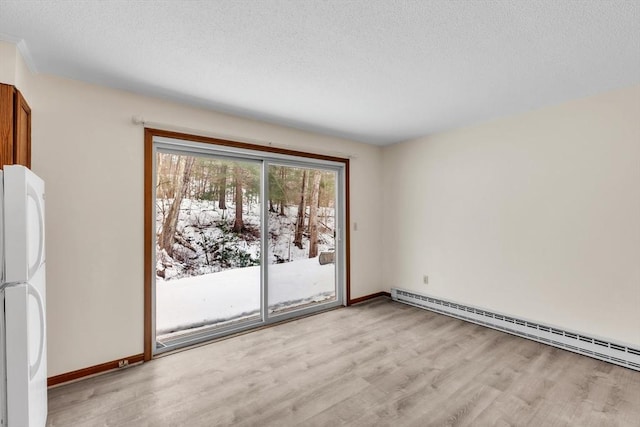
xmin=27 ymin=184 xmax=45 ymax=281
xmin=27 ymin=283 xmax=46 ymax=380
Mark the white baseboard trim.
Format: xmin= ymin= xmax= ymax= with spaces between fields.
xmin=391 ymin=288 xmax=640 ymax=371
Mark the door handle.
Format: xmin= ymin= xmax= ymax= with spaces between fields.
xmin=27 ymin=283 xmax=46 ymax=380
xmin=27 ymin=185 xmax=45 ymax=281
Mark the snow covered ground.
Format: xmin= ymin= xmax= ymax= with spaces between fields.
xmin=156 ymin=257 xmax=336 ymax=337
xmin=156 ymin=198 xmax=335 ymax=279
xmin=156 ymin=196 xmax=337 ymax=340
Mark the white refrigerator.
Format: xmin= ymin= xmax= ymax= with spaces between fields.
xmin=0 ymin=165 xmax=47 ymax=427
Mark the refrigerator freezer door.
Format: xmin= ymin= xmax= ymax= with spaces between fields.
xmin=5 ymin=267 xmax=48 ymax=427
xmin=0 ymin=170 xmax=4 ymax=284
xmin=0 ymin=292 xmax=6 ymax=426
xmin=3 ymin=165 xmax=45 ymax=284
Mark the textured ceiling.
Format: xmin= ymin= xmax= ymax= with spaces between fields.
xmin=0 ymin=0 xmax=638 ymax=145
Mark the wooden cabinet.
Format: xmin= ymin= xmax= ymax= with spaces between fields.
xmin=14 ymin=90 xmax=31 ymax=167
xmin=0 ymin=83 xmax=31 ymax=169
xmin=0 ymin=84 xmax=14 ymax=168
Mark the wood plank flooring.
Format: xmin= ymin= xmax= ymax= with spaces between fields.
xmin=47 ymin=298 xmax=640 ymax=426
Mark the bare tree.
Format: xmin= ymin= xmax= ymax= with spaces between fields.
xmin=159 ymin=156 xmax=195 ymax=256
xmin=293 ymin=169 xmax=308 ymax=249
xmin=308 ymin=170 xmax=322 ymax=258
xmin=279 ymin=167 xmax=287 ymax=216
xmin=218 ymin=164 xmax=227 ymax=209
xmin=233 ymin=163 xmax=244 ymax=233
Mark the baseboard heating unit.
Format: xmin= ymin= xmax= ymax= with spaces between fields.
xmin=391 ymin=288 xmax=640 ymax=371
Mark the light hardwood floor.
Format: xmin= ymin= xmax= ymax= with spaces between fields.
xmin=47 ymin=297 xmax=640 ymax=426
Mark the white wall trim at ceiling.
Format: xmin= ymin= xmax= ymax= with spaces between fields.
xmin=0 ymin=34 xmax=38 ymax=74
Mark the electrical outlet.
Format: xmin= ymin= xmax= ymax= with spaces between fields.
xmin=118 ymin=359 xmax=129 ymax=368
xmin=423 ymin=275 xmax=428 ymax=285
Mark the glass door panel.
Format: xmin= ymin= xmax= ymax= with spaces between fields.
xmin=267 ymin=165 xmax=337 ymax=315
xmin=155 ymin=152 xmax=262 ymax=348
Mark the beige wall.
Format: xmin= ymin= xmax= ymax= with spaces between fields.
xmin=0 ymin=41 xmax=32 ymax=98
xmin=0 ymin=42 xmax=17 ymax=85
xmin=4 ymin=45 xmax=384 ymax=376
xmin=4 ymin=38 xmax=638 ymax=377
xmin=14 ymin=43 xmax=33 ymax=102
xmin=382 ymin=85 xmax=640 ymax=346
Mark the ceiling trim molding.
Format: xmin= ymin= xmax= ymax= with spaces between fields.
xmin=0 ymin=33 xmax=38 ymax=74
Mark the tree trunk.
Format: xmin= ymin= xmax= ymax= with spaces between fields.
xmin=279 ymin=167 xmax=287 ymax=216
xmin=218 ymin=164 xmax=227 ymax=210
xmin=167 ymin=154 xmax=180 ymax=199
xmin=159 ymin=156 xmax=195 ymax=257
xmin=308 ymin=170 xmax=322 ymax=258
xmin=293 ymin=170 xmax=307 ymax=249
xmin=233 ymin=163 xmax=244 ymax=232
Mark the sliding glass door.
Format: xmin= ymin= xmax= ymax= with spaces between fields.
xmin=155 ymin=153 xmax=262 ymax=348
xmin=267 ymin=165 xmax=338 ymax=315
xmin=151 ymin=136 xmax=346 ymax=354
